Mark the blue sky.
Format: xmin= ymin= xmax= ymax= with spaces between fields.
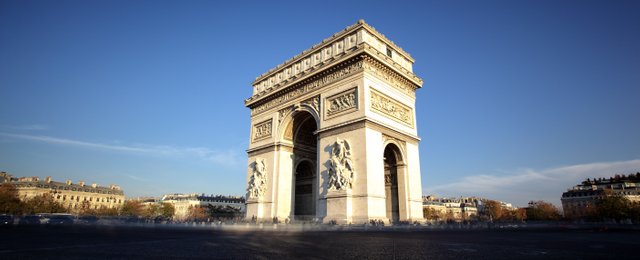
xmin=1 ymin=0 xmax=639 ymax=207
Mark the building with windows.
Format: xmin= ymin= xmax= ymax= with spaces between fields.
xmin=1 ymin=172 xmax=124 ymax=212
xmin=422 ymin=196 xmax=479 ymax=221
xmin=561 ymin=173 xmax=640 ymax=218
xmin=161 ymin=193 xmax=245 ymax=221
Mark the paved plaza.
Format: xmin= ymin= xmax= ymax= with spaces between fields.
xmin=1 ymin=225 xmax=638 ymax=259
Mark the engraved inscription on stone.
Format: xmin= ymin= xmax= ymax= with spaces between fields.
xmin=325 ymin=88 xmax=358 ymax=119
xmin=370 ymin=88 xmax=413 ymax=127
xmin=252 ymin=119 xmax=273 ymax=142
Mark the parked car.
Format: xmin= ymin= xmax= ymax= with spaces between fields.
xmin=0 ymin=214 xmax=14 ymax=226
xmin=47 ymin=214 xmax=74 ymax=225
xmin=18 ymin=215 xmax=42 ymax=225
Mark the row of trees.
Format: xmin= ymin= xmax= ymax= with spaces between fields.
xmin=118 ymin=200 xmax=175 ymax=220
xmin=0 ymin=183 xmax=67 ymax=215
xmin=578 ymin=193 xmax=640 ymax=221
xmin=424 ymin=194 xmax=640 ymax=223
xmin=183 ymin=205 xmax=244 ymax=222
xmin=0 ymin=183 xmax=176 ymax=219
xmin=423 ymin=200 xmax=562 ymax=223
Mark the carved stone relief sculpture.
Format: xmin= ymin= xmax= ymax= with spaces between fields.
xmin=247 ymin=158 xmax=267 ymax=199
xmin=370 ymin=89 xmax=413 ymax=127
xmin=327 ymin=138 xmax=356 ymax=191
xmin=325 ymin=88 xmax=358 ymax=119
xmin=301 ymin=96 xmax=320 ymax=114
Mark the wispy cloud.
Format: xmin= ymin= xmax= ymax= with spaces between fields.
xmin=126 ymin=174 xmax=149 ymax=182
xmin=427 ymin=159 xmax=640 ymax=207
xmin=1 ymin=124 xmax=49 ymax=131
xmin=0 ymin=132 xmax=243 ymax=167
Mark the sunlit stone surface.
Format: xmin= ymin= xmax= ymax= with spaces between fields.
xmin=244 ymin=20 xmax=424 ymax=224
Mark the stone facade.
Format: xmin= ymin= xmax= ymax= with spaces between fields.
xmin=244 ymin=20 xmax=424 ymax=224
xmin=561 ymin=174 xmax=640 ymax=218
xmin=161 ymin=193 xmax=245 ymax=221
xmin=423 ymin=196 xmax=479 ymax=221
xmin=1 ymin=172 xmax=124 ymax=212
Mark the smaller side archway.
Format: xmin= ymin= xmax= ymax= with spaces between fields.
xmin=383 ymin=143 xmax=406 ymax=224
xmin=294 ymin=159 xmax=316 ymax=218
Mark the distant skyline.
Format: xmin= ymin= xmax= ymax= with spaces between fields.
xmin=1 ymin=0 xmax=639 ymax=207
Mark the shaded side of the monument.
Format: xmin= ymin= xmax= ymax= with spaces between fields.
xmin=244 ymin=20 xmax=424 ymax=224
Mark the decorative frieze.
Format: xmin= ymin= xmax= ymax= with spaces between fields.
xmin=252 ymin=119 xmax=273 ymax=142
xmin=327 ymin=138 xmax=356 ymax=191
xmin=370 ymin=88 xmax=414 ymax=127
xmin=301 ymin=95 xmax=320 ymax=114
xmin=278 ymin=106 xmax=293 ymax=125
xmin=363 ymin=55 xmax=417 ymax=98
xmin=325 ymin=88 xmax=358 ymax=119
xmin=247 ymin=158 xmax=267 ymax=200
xmin=249 ymin=58 xmax=364 ymax=116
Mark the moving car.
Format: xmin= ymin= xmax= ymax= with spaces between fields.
xmin=0 ymin=214 xmax=14 ymax=226
xmin=18 ymin=215 xmax=42 ymax=225
xmin=47 ymin=214 xmax=74 ymax=225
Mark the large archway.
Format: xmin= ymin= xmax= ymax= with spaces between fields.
xmin=384 ymin=144 xmax=402 ymax=224
xmin=290 ymin=111 xmax=318 ymax=221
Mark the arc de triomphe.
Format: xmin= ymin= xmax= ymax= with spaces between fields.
xmin=244 ymin=20 xmax=424 ymax=224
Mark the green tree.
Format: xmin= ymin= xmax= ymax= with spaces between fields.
xmin=78 ymin=200 xmax=97 ymax=216
xmin=514 ymin=208 xmax=528 ymax=222
xmin=95 ymin=205 xmax=118 ymax=216
xmin=120 ymin=200 xmax=143 ymax=217
xmin=596 ymin=192 xmax=632 ymax=220
xmin=483 ymin=200 xmax=503 ymax=221
xmin=422 ymin=207 xmax=444 ymax=222
xmin=159 ymin=203 xmax=175 ymax=220
xmin=23 ymin=193 xmax=67 ymax=214
xmin=0 ymin=183 xmax=24 ymax=214
xmin=141 ymin=203 xmax=160 ymax=219
xmin=526 ymin=201 xmax=561 ymax=221
xmin=187 ymin=205 xmax=207 ymax=221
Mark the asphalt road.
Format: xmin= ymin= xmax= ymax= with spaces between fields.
xmin=1 ymin=225 xmax=638 ymax=259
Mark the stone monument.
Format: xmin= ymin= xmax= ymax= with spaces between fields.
xmin=245 ymin=20 xmax=424 ymax=224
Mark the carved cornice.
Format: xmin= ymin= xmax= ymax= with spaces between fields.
xmin=362 ymin=50 xmax=421 ymax=98
xmin=247 ymin=20 xmax=423 ymax=108
xmin=247 ymin=142 xmax=293 ymax=156
xmin=252 ymin=20 xmax=414 ymax=85
xmin=248 ymin=57 xmax=364 ymax=115
xmin=316 ymin=117 xmax=420 ymax=143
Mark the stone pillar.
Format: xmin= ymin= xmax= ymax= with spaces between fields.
xmin=324 ymin=190 xmax=352 ymax=224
